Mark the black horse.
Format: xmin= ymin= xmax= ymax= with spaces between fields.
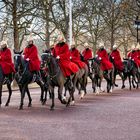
xmin=0 ymin=66 xmax=14 ymax=107
xmin=109 ymin=55 xmax=127 ymax=89
xmin=88 ymin=58 xmax=104 ymax=94
xmin=122 ymin=58 xmax=139 ymax=90
xmin=14 ymin=50 xmax=45 ymax=109
xmin=41 ymin=50 xmax=80 ymax=110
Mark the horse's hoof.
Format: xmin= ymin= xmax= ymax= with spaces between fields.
xmin=5 ymin=103 xmax=9 ymax=107
xmin=99 ymin=87 xmax=105 ymax=92
xmin=80 ymin=91 xmax=85 ymax=99
xmin=42 ymin=101 xmax=46 ymax=105
xmin=18 ymin=106 xmax=23 ymax=110
xmin=121 ymin=85 xmax=125 ymax=89
xmin=62 ymin=96 xmax=66 ymax=101
xmin=70 ymin=101 xmax=75 ymax=106
xmin=28 ymin=104 xmax=32 ymax=107
xmin=50 ymin=107 xmax=54 ymax=111
xmin=115 ymin=84 xmax=118 ymax=87
xmin=66 ymin=102 xmax=70 ymax=107
xmin=62 ymin=99 xmax=67 ymax=104
xmin=42 ymin=99 xmax=46 ymax=105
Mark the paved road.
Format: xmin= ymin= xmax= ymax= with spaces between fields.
xmin=0 ymin=80 xmax=140 ymax=140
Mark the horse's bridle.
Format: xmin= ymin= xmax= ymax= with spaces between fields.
xmin=41 ymin=53 xmax=60 ymax=80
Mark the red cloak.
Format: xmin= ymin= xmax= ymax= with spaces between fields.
xmin=0 ymin=47 xmax=15 ymax=75
xmin=23 ymin=44 xmax=41 ymax=72
xmin=110 ymin=49 xmax=124 ymax=71
xmin=128 ymin=50 xmax=140 ymax=67
xmin=53 ymin=42 xmax=79 ymax=77
xmin=70 ymin=47 xmax=86 ymax=69
xmin=82 ymin=48 xmax=92 ymax=64
xmin=96 ymin=48 xmax=113 ymax=71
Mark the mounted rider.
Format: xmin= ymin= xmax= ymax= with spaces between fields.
xmin=52 ymin=34 xmax=79 ymax=78
xmin=0 ymin=41 xmax=15 ymax=83
xmin=82 ymin=42 xmax=93 ymax=65
xmin=70 ymin=42 xmax=86 ymax=69
xmin=23 ymin=36 xmax=41 ymax=81
xmin=136 ymin=43 xmax=140 ymax=60
xmin=127 ymin=44 xmax=140 ymax=72
xmin=110 ymin=44 xmax=124 ymax=71
xmin=96 ymin=42 xmax=113 ymax=72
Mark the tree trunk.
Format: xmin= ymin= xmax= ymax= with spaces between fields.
xmin=13 ymin=0 xmax=19 ymax=52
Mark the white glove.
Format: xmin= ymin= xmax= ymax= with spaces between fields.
xmin=112 ymin=57 xmax=114 ymax=59
xmin=56 ymin=56 xmax=60 ymax=59
xmin=95 ymin=54 xmax=98 ymax=58
xmin=99 ymin=57 xmax=102 ymax=60
xmin=22 ymin=55 xmax=25 ymax=58
xmin=70 ymin=56 xmax=72 ymax=59
xmin=26 ymin=58 xmax=30 ymax=61
xmin=129 ymin=57 xmax=131 ymax=59
xmin=132 ymin=59 xmax=134 ymax=61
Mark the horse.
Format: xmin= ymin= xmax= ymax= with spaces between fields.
xmin=88 ymin=58 xmax=104 ymax=94
xmin=41 ymin=50 xmax=81 ymax=110
xmin=13 ymin=50 xmax=45 ymax=109
xmin=0 ymin=66 xmax=14 ymax=107
xmin=122 ymin=58 xmax=139 ymax=90
xmin=93 ymin=56 xmax=115 ymax=93
xmin=109 ymin=55 xmax=127 ymax=89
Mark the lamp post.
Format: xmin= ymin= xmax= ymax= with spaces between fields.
xmin=69 ymin=0 xmax=72 ymax=46
xmin=135 ymin=16 xmax=140 ymax=43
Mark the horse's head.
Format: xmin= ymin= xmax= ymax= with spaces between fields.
xmin=41 ymin=49 xmax=52 ymax=66
xmin=123 ymin=58 xmax=136 ymax=73
xmin=88 ymin=59 xmax=94 ymax=74
xmin=41 ymin=49 xmax=60 ymax=76
xmin=13 ymin=50 xmax=24 ymax=72
xmin=88 ymin=58 xmax=99 ymax=78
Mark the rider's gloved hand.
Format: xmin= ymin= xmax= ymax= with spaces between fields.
xmin=70 ymin=56 xmax=72 ymax=60
xmin=26 ymin=58 xmax=30 ymax=61
xmin=129 ymin=57 xmax=131 ymax=59
xmin=22 ymin=55 xmax=25 ymax=58
xmin=112 ymin=57 xmax=114 ymax=59
xmin=95 ymin=54 xmax=98 ymax=58
xmin=99 ymin=57 xmax=102 ymax=60
xmin=56 ymin=56 xmax=60 ymax=59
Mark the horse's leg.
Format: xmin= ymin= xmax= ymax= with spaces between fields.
xmin=114 ymin=71 xmax=118 ymax=87
xmin=119 ymin=72 xmax=125 ymax=89
xmin=128 ymin=75 xmax=132 ymax=90
xmin=92 ymin=78 xmax=96 ymax=93
xmin=122 ymin=73 xmax=127 ymax=89
xmin=36 ymin=80 xmax=44 ymax=104
xmin=0 ymin=84 xmax=3 ymax=107
xmin=99 ymin=76 xmax=105 ymax=92
xmin=95 ymin=76 xmax=100 ymax=95
xmin=26 ymin=86 xmax=32 ymax=107
xmin=89 ymin=75 xmax=96 ymax=92
xmin=110 ymin=70 xmax=114 ymax=93
xmin=5 ymin=83 xmax=12 ymax=106
xmin=58 ymin=86 xmax=67 ymax=104
xmin=19 ymin=84 xmax=27 ymax=110
xmin=64 ymin=86 xmax=67 ymax=97
xmin=43 ymin=84 xmax=51 ymax=105
xmin=50 ymin=88 xmax=55 ymax=110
